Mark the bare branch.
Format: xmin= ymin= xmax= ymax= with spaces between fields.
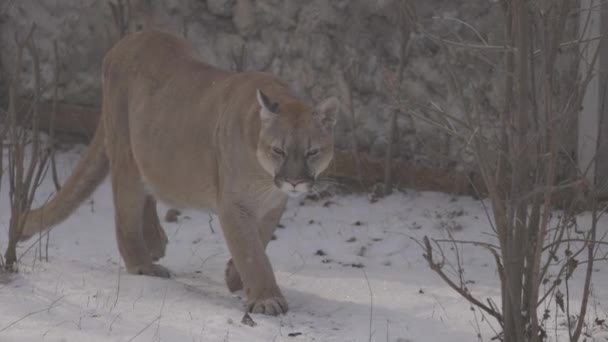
xmin=421 ymin=236 xmax=503 ymax=323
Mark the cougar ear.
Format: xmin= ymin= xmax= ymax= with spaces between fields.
xmin=257 ymin=89 xmax=279 ymax=122
xmin=314 ymin=96 xmax=340 ymax=130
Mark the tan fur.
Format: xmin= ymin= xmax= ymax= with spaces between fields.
xmin=20 ymin=30 xmax=338 ymax=315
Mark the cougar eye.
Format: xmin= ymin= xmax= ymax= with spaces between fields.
xmin=306 ymin=148 xmax=320 ymax=157
xmin=272 ymin=146 xmax=286 ymax=156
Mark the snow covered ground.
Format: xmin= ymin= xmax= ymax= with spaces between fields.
xmin=1 ymin=146 xmax=607 ymax=342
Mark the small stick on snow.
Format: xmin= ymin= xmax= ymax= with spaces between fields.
xmin=0 ymin=295 xmax=64 ymax=332
xmin=111 ymin=256 xmax=121 ymax=311
xmin=208 ymin=214 xmax=216 ymax=234
xmin=362 ymin=269 xmax=374 ymax=342
xmin=126 ymin=316 xmax=160 ymax=342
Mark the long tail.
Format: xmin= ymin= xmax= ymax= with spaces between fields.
xmin=20 ymin=121 xmax=109 ymax=241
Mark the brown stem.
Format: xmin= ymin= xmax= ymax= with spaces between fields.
xmin=571 ymin=197 xmax=598 ymax=341
xmin=422 ymin=236 xmax=503 ymax=324
xmin=50 ymin=40 xmax=61 ymax=191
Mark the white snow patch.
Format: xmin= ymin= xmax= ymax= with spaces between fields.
xmin=0 ymin=147 xmax=606 ymax=341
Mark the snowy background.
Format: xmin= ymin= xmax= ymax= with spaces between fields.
xmin=1 ymin=146 xmax=607 ymax=342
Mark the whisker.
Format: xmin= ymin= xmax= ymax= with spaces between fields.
xmin=315 ymin=179 xmax=344 ymax=186
xmin=313 ymin=181 xmax=350 ymax=192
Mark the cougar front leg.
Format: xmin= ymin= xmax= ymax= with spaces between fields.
xmin=142 ymin=196 xmax=168 ymax=262
xmin=225 ymin=200 xmax=286 ymax=293
xmin=108 ymin=154 xmax=170 ymax=278
xmin=219 ymin=201 xmax=287 ymax=315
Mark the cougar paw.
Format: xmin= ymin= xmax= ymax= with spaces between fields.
xmin=128 ymin=263 xmax=171 ymax=278
xmin=247 ymin=295 xmax=288 ymax=316
xmin=225 ymin=259 xmax=243 ymax=292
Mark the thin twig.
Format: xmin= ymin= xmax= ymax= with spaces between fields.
xmin=50 ymin=39 xmax=61 ymax=191
xmin=421 ymin=236 xmax=503 ymax=323
xmin=571 ymin=196 xmax=598 ymax=341
xmin=126 ymin=316 xmax=161 ymax=342
xmin=338 ymin=69 xmax=364 ymax=190
xmin=154 ymin=283 xmax=170 ymax=339
xmin=0 ymin=295 xmax=64 ymax=332
xmin=362 ymin=269 xmax=374 ymax=342
xmin=111 ymin=256 xmax=121 ymax=311
xmin=208 ymin=214 xmax=215 ymax=234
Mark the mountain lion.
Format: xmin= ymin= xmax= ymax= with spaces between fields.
xmin=20 ymin=30 xmax=339 ymax=315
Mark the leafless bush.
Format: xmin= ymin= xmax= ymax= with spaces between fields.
xmin=3 ymin=24 xmax=53 ymax=271
xmin=382 ymin=2 xmax=414 ymax=196
xmin=401 ymin=1 xmax=607 ymax=341
xmin=338 ymin=67 xmax=365 ymax=190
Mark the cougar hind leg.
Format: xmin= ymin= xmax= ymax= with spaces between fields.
xmin=107 ymin=149 xmax=170 ymax=278
xmin=102 ymin=69 xmax=170 ymax=278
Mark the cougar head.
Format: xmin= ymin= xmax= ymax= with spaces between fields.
xmin=255 ymin=89 xmax=339 ymax=197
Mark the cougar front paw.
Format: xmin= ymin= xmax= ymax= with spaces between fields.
xmin=247 ymin=294 xmax=288 ymax=316
xmin=225 ymin=259 xmax=243 ymax=292
xmin=127 ymin=263 xmax=171 ymax=278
